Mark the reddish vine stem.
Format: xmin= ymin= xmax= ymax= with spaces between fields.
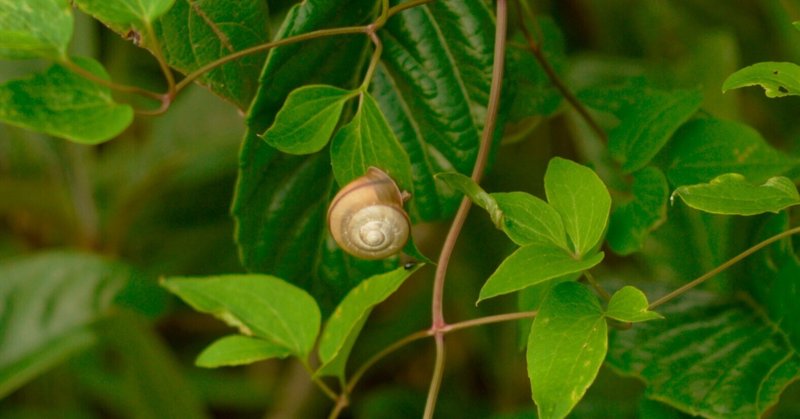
xmin=516 ymin=1 xmax=608 ymax=143
xmin=649 ymin=225 xmax=800 ymax=310
xmin=425 ymin=0 xmax=508 ymax=417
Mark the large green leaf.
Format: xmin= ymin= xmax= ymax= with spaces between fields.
xmin=580 ymin=82 xmax=702 ymax=173
xmin=195 ymin=335 xmax=290 ymax=368
xmin=317 ymin=264 xmax=421 ymax=378
xmin=161 ymin=274 xmax=321 ymax=359
xmin=665 ymin=118 xmax=798 ymax=186
xmin=330 ymin=91 xmax=414 ymax=192
xmin=528 ymin=282 xmax=607 ymax=419
xmin=370 ymin=0 xmax=498 ymax=220
xmin=0 ymin=57 xmax=134 ymax=144
xmin=492 ymin=192 xmax=568 ymax=249
xmin=672 ymin=173 xmax=800 ymax=215
xmin=152 ymin=0 xmax=270 ymax=109
xmin=0 ymin=252 xmax=131 ymax=398
xmin=606 ymin=166 xmax=669 ymax=255
xmin=262 ymin=85 xmax=356 ymax=155
xmin=478 ymin=244 xmax=604 ymax=302
xmin=232 ymin=0 xmax=382 ymax=314
xmin=544 ymin=157 xmax=611 ymax=257
xmin=0 ymin=0 xmax=72 ymax=60
xmin=74 ymin=0 xmax=176 ymax=32
xmin=608 ymin=291 xmax=800 ymax=418
xmin=723 ymin=62 xmax=800 ymax=98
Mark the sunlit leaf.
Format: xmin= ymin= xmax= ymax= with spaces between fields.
xmin=493 ymin=192 xmax=568 ymax=249
xmin=196 ymin=335 xmax=290 ymax=368
xmin=0 ymin=0 xmax=72 ymax=60
xmin=262 ymin=85 xmax=355 ymax=155
xmin=0 ymin=57 xmax=133 ymax=144
xmin=723 ymin=62 xmax=800 ymax=98
xmin=74 ymin=0 xmax=176 ymax=32
xmin=605 ymin=286 xmax=663 ymax=323
xmin=672 ymin=173 xmax=800 ymax=215
xmin=161 ymin=275 xmax=320 ymax=359
xmin=545 ymin=157 xmax=611 ymax=257
xmin=528 ymin=282 xmax=607 ymax=419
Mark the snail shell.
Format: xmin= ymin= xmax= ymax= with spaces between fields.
xmin=327 ymin=167 xmax=411 ymax=259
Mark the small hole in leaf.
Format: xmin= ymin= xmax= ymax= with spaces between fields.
xmin=779 ymin=86 xmax=789 ymax=93
xmin=773 ymin=70 xmax=779 ymax=75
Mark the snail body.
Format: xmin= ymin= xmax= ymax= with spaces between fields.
xmin=327 ymin=167 xmax=411 ymax=259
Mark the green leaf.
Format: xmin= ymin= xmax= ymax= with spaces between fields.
xmin=582 ymin=82 xmax=703 ymax=173
xmin=605 ymin=286 xmax=663 ymax=323
xmin=151 ymin=0 xmax=270 ymax=109
xmin=74 ymin=0 xmax=176 ymax=31
xmin=331 ymin=92 xmax=414 ymax=193
xmin=608 ymin=291 xmax=800 ymax=418
xmin=317 ymin=264 xmax=422 ymax=378
xmin=672 ymin=173 xmax=800 ymax=215
xmin=371 ymin=0 xmax=499 ymax=220
xmin=161 ymin=274 xmax=321 ymax=359
xmin=0 ymin=57 xmax=134 ymax=144
xmin=607 ymin=166 xmax=669 ymax=255
xmin=232 ymin=0 xmax=383 ymax=312
xmin=435 ymin=171 xmax=501 ymax=224
xmin=0 ymin=252 xmax=131 ymax=399
xmin=528 ymin=282 xmax=607 ymax=419
xmin=261 ymin=85 xmax=355 ymax=155
xmin=544 ymin=157 xmax=611 ymax=257
xmin=723 ymin=62 xmax=800 ymax=98
xmin=0 ymin=0 xmax=73 ymax=60
xmin=478 ymin=244 xmax=604 ymax=302
xmin=665 ymin=118 xmax=798 ymax=186
xmin=196 ymin=335 xmax=291 ymax=368
xmin=493 ymin=192 xmax=568 ymax=249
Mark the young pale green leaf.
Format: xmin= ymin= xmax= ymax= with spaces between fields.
xmin=261 ymin=85 xmax=355 ymax=155
xmin=478 ymin=244 xmax=604 ymax=302
xmin=0 ymin=0 xmax=72 ymax=60
xmin=74 ymin=0 xmax=176 ymax=32
xmin=608 ymin=291 xmax=800 ymax=418
xmin=161 ymin=274 xmax=320 ymax=359
xmin=0 ymin=252 xmax=131 ymax=398
xmin=544 ymin=157 xmax=611 ymax=257
xmin=723 ymin=62 xmax=800 ymax=98
xmin=0 ymin=57 xmax=133 ymax=144
xmin=196 ymin=335 xmax=291 ymax=368
xmin=330 ymin=92 xmax=414 ymax=193
xmin=317 ymin=265 xmax=422 ymax=379
xmin=435 ymin=172 xmax=501 ymax=224
xmin=151 ymin=0 xmax=270 ymax=109
xmin=582 ymin=82 xmax=702 ymax=173
xmin=528 ymin=282 xmax=607 ymax=419
xmin=607 ymin=167 xmax=669 ymax=255
xmin=605 ymin=286 xmax=663 ymax=323
xmin=493 ymin=192 xmax=569 ymax=250
xmin=672 ymin=173 xmax=800 ymax=215
xmin=665 ymin=118 xmax=798 ymax=186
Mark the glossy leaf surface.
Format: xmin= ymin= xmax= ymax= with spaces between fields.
xmin=0 ymin=252 xmax=131 ymax=398
xmin=162 ymin=275 xmax=320 ymax=359
xmin=74 ymin=0 xmax=176 ymax=31
xmin=317 ymin=265 xmax=421 ymax=378
xmin=0 ymin=0 xmax=72 ymax=59
xmin=608 ymin=291 xmax=800 ymax=418
xmin=528 ymin=282 xmax=607 ymax=419
xmin=544 ymin=157 xmax=611 ymax=257
xmin=723 ymin=61 xmax=800 ymax=98
xmin=672 ymin=173 xmax=800 ymax=215
xmin=196 ymin=335 xmax=290 ymax=368
xmin=262 ymin=85 xmax=355 ymax=155
xmin=0 ymin=57 xmax=133 ymax=144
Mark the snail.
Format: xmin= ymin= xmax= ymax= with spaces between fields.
xmin=327 ymin=167 xmax=411 ymax=259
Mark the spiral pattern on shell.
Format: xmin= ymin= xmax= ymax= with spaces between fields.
xmin=327 ymin=167 xmax=411 ymax=259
